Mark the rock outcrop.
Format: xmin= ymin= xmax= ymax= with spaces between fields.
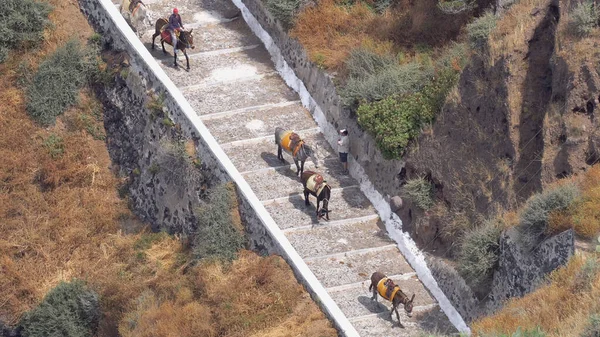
xmin=486 ymin=228 xmax=575 ymax=313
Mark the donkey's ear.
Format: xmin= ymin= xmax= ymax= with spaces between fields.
xmin=410 ymin=294 xmax=415 ymax=302
xmin=189 ymin=28 xmax=194 ymax=34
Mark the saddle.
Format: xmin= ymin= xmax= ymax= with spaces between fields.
xmin=377 ymin=277 xmax=400 ymax=302
xmin=306 ymin=174 xmax=326 ymax=195
xmin=160 ymin=25 xmax=181 ymax=44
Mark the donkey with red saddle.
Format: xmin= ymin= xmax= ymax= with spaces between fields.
xmin=151 ymin=18 xmax=195 ymax=69
xmin=300 ymin=171 xmax=331 ymax=221
xmin=369 ymin=271 xmax=416 ymax=328
xmin=274 ymin=127 xmax=318 ymax=177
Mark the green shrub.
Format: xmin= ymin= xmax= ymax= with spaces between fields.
xmin=26 ymin=40 xmax=98 ymax=126
xmin=569 ymin=1 xmax=600 ymax=37
xmin=0 ymin=0 xmax=52 ymax=63
xmin=342 ymin=60 xmax=432 ymax=107
xmin=403 ymin=177 xmax=435 ymax=210
xmin=457 ymin=219 xmax=503 ymax=287
xmin=20 ymin=280 xmax=100 ymax=337
xmin=345 ymin=48 xmax=396 ymax=79
xmin=265 ymin=0 xmax=300 ymax=30
xmin=467 ymin=11 xmax=497 ymax=50
xmin=437 ymin=0 xmax=477 ymax=14
xmin=43 ymin=134 xmax=65 ymax=159
xmin=573 ymin=258 xmax=600 ymax=293
xmin=581 ymin=314 xmax=600 ymax=337
xmin=357 ymin=66 xmax=460 ymax=158
xmin=517 ymin=183 xmax=580 ymax=249
xmin=193 ymin=183 xmax=245 ymax=262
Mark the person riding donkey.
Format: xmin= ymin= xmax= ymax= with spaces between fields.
xmin=167 ymin=8 xmax=185 ymax=56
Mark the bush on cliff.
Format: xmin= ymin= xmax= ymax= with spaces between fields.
xmin=517 ymin=183 xmax=579 ymax=249
xmin=457 ymin=218 xmax=503 ymax=288
xmin=264 ymin=0 xmax=301 ymax=30
xmin=193 ymin=183 xmax=246 ymax=262
xmin=0 ymin=0 xmax=52 ymax=63
xmin=26 ymin=40 xmax=99 ymax=126
xmin=19 ymin=280 xmax=100 ymax=337
xmin=466 ymin=11 xmax=497 ymax=50
xmin=569 ymin=1 xmax=600 ymax=37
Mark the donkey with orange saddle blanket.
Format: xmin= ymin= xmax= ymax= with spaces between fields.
xmin=369 ymin=271 xmax=416 ymax=328
xmin=301 ymin=171 xmax=331 ymax=221
xmin=274 ymin=127 xmax=318 ymax=177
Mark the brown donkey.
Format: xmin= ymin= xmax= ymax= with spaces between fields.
xmin=369 ymin=271 xmax=415 ymax=328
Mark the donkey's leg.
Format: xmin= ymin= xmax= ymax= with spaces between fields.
xmin=304 ymin=189 xmax=310 ymax=206
xmin=173 ymin=51 xmax=178 ymax=67
xmin=184 ymin=49 xmax=190 ymax=70
xmin=294 ymin=159 xmax=300 ymax=176
xmin=161 ymin=41 xmax=166 ymax=53
xmin=371 ymin=285 xmax=378 ymax=301
xmin=277 ymin=146 xmax=284 ymax=162
xmin=393 ymin=305 xmax=403 ymax=328
xmin=316 ymin=198 xmax=320 ymax=217
xmin=299 ymin=159 xmax=305 ymax=177
xmin=152 ymin=33 xmax=158 ymax=49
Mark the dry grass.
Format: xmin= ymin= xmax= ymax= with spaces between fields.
xmin=547 ymin=165 xmax=600 ymax=238
xmin=0 ymin=1 xmax=337 ymax=336
xmin=472 ymin=255 xmax=600 ymax=336
xmin=488 ymin=0 xmax=549 ymax=63
xmin=290 ymin=0 xmax=393 ymax=69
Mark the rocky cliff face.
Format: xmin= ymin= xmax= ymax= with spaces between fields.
xmin=95 ymin=51 xmax=209 ymax=235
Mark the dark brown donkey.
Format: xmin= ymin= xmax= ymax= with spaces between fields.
xmin=151 ymin=18 xmax=195 ymax=69
xmin=300 ymin=171 xmax=331 ymax=221
xmin=369 ymin=271 xmax=416 ymax=328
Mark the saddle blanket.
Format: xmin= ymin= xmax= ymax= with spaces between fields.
xmin=306 ymin=174 xmax=326 ymax=195
xmin=377 ymin=277 xmax=399 ymax=302
xmin=279 ymin=130 xmax=302 ymax=155
xmin=160 ymin=25 xmax=180 ymax=44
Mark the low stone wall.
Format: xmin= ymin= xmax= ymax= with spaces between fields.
xmin=238 ymin=0 xmax=405 ymax=199
xmin=77 ymin=1 xmax=357 ymax=336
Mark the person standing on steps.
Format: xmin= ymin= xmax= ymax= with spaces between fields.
xmin=337 ymin=129 xmax=349 ymax=174
xmin=167 ymin=8 xmax=185 ymax=57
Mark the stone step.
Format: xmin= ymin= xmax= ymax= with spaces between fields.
xmin=242 ymin=162 xmax=357 ymax=201
xmin=155 ymin=45 xmax=275 ymax=88
xmin=264 ymin=186 xmax=377 ymax=230
xmin=285 ymin=218 xmax=392 ymax=259
xmin=202 ymin=101 xmax=317 ymax=144
xmin=327 ymin=274 xmax=436 ymax=319
xmin=144 ymin=0 xmax=241 ymax=25
xmin=305 ymin=246 xmax=414 ymax=288
xmin=141 ymin=17 xmax=262 ymax=54
xmin=349 ymin=305 xmax=456 ymax=337
xmin=222 ymin=130 xmax=338 ymax=172
xmin=181 ymin=73 xmax=298 ymax=115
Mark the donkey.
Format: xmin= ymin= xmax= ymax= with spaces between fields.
xmin=274 ymin=127 xmax=318 ymax=177
xmin=369 ymin=271 xmax=416 ymax=328
xmin=120 ymin=0 xmax=150 ymax=36
xmin=301 ymin=171 xmax=331 ymax=221
xmin=151 ymin=19 xmax=195 ymax=69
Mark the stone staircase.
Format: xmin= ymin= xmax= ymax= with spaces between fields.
xmin=119 ymin=0 xmax=458 ymax=335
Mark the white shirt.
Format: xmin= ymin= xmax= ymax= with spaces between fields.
xmin=338 ymin=135 xmax=349 ymax=153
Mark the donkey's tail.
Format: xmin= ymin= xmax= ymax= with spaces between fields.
xmin=368 ymin=282 xmax=373 ymax=292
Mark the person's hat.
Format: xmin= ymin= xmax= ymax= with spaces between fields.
xmin=340 ymin=129 xmax=347 ymax=133
xmin=173 ymin=8 xmax=179 ymax=14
